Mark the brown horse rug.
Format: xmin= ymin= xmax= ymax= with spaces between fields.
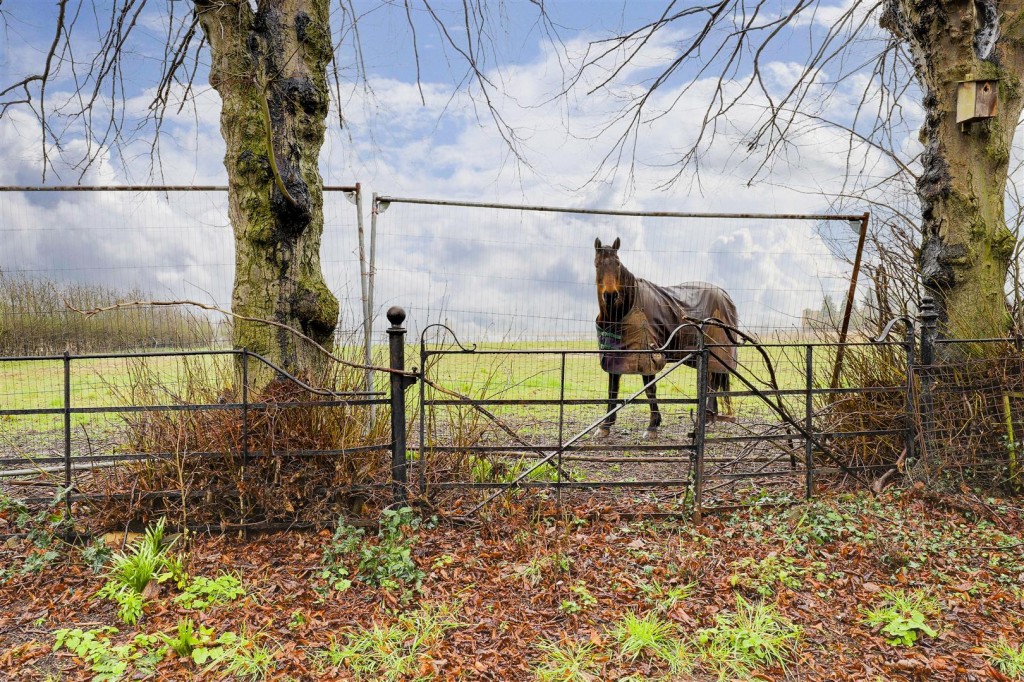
xmin=597 ymin=279 xmax=739 ymax=375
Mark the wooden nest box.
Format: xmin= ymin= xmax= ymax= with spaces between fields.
xmin=956 ymin=78 xmax=998 ymax=128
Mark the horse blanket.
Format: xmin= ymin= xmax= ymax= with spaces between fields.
xmin=597 ymin=280 xmax=739 ymax=375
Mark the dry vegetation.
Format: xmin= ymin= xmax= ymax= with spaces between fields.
xmin=0 ymin=273 xmax=215 ymax=354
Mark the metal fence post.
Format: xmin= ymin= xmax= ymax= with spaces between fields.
xmin=557 ymin=352 xmax=566 ymax=508
xmin=805 ymin=345 xmax=814 ymax=500
xmin=240 ymin=349 xmax=249 ymax=528
xmin=388 ymin=307 xmax=412 ymax=506
xmin=919 ymin=298 xmax=938 ymax=471
xmin=904 ymin=319 xmax=916 ymax=463
xmin=693 ymin=346 xmax=709 ymax=522
xmin=63 ymin=351 xmax=72 ymax=520
xmin=241 ymin=349 xmax=249 ymax=468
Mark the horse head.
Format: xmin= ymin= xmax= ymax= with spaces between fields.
xmin=594 ymin=237 xmax=635 ymax=322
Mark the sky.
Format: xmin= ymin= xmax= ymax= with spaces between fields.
xmin=0 ymin=1 xmax=922 ymax=342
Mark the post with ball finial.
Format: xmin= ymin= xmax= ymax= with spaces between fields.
xmin=387 ymin=306 xmax=415 ymax=506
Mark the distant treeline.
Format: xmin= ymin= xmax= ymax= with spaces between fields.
xmin=0 ymin=273 xmax=220 ymax=355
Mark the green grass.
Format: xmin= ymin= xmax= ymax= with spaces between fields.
xmin=0 ymin=352 xmax=230 ymax=437
xmin=315 ymin=601 xmax=461 ymax=681
xmin=2 ymin=336 xmax=854 ymax=455
xmin=609 ymin=610 xmax=690 ymax=672
xmin=695 ymin=595 xmax=802 ymax=680
xmin=988 ymin=639 xmax=1024 ymax=678
xmin=530 ymin=639 xmax=602 ymax=682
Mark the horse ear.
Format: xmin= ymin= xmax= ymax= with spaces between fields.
xmin=612 ymin=237 xmax=620 ymax=251
xmin=595 ymin=238 xmax=602 ymax=250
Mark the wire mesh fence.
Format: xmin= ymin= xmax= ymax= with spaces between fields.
xmin=918 ymin=338 xmax=1024 ymax=489
xmin=0 ymin=186 xmax=365 ymax=355
xmin=369 ymin=196 xmax=869 ymax=345
xmin=3 ymin=313 xmax=1023 ymax=526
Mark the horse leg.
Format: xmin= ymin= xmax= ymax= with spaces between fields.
xmin=715 ymin=372 xmax=733 ymax=416
xmin=643 ymin=373 xmax=661 ymax=438
xmin=597 ymin=372 xmax=621 ymax=438
xmin=702 ymin=371 xmax=718 ymax=424
xmin=709 ymin=371 xmax=734 ymax=424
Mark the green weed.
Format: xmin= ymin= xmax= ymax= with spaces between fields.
xmin=288 ymin=610 xmax=307 ymax=630
xmin=320 ymin=507 xmax=425 ymax=595
xmin=515 ymin=553 xmax=573 ymax=587
xmin=639 ymin=580 xmax=694 ymax=612
xmin=174 ymin=572 xmax=245 ymax=610
xmin=610 ymin=611 xmax=690 ymax=673
xmin=729 ymin=555 xmax=827 ymax=597
xmin=53 ymin=627 xmax=131 ymax=682
xmin=0 ymin=491 xmax=66 ymax=580
xmin=94 ymin=518 xmax=183 ymax=624
xmin=696 ymin=595 xmax=802 ymax=681
xmin=52 ymin=627 xmax=167 ymax=681
xmin=861 ymin=588 xmax=941 ymax=647
xmin=559 ymin=581 xmax=598 ymax=615
xmin=531 ymin=639 xmax=601 ymax=682
xmin=80 ymin=540 xmax=113 ymax=573
xmin=318 ymin=602 xmax=460 ymax=681
xmin=988 ymin=639 xmax=1024 ymax=678
xmin=214 ymin=628 xmax=276 ymax=681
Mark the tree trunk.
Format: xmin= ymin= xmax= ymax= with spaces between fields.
xmin=195 ymin=0 xmax=338 ymax=378
xmin=883 ymin=1 xmax=1024 ymax=345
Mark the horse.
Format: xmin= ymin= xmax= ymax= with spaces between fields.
xmin=594 ymin=237 xmax=739 ymax=438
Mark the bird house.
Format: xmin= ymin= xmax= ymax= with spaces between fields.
xmin=956 ymin=78 xmax=998 ymax=126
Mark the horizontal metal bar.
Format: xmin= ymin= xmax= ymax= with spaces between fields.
xmin=713 ymin=385 xmax=904 ymax=400
xmin=933 ymin=338 xmax=1016 ymax=345
xmin=0 ymin=444 xmax=391 ymax=471
xmin=0 ymin=397 xmax=386 ymax=418
xmin=376 ymin=195 xmax=865 ymax=222
xmin=432 ymin=480 xmax=692 ymax=490
xmin=0 ymin=349 xmax=242 ymax=363
xmin=424 ymin=398 xmax=698 ymax=407
xmin=704 ymin=427 xmax=903 ymax=444
xmin=0 ymin=185 xmax=358 ymax=193
xmin=704 ymin=469 xmax=806 ymax=481
xmin=701 ymin=501 xmax=799 ymax=514
xmin=412 ymin=443 xmax=695 ymax=453
xmin=420 ymin=341 xmax=906 ymax=357
xmin=14 ymin=482 xmax=392 ymax=507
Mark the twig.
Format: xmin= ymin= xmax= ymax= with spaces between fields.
xmin=871 ymin=447 xmax=906 ymax=494
xmin=64 ymin=298 xmax=409 ymax=376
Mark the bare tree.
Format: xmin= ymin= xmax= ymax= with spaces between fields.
xmin=0 ymin=0 xmax=564 ymax=376
xmin=561 ymin=1 xmax=1024 ymax=345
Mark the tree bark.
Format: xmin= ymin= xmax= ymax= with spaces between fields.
xmin=195 ymin=0 xmax=338 ymax=377
xmin=883 ymin=0 xmax=1024 ymax=345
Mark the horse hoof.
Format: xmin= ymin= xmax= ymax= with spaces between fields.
xmin=596 ymin=427 xmax=611 ymax=439
xmin=643 ymin=429 xmax=658 ymax=440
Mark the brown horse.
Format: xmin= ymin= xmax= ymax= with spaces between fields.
xmin=594 ymin=237 xmax=739 ymax=438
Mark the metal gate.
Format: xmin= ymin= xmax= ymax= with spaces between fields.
xmin=411 ymin=318 xmax=912 ymax=518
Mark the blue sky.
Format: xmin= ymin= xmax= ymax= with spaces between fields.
xmin=0 ymin=1 xmax=920 ymax=339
